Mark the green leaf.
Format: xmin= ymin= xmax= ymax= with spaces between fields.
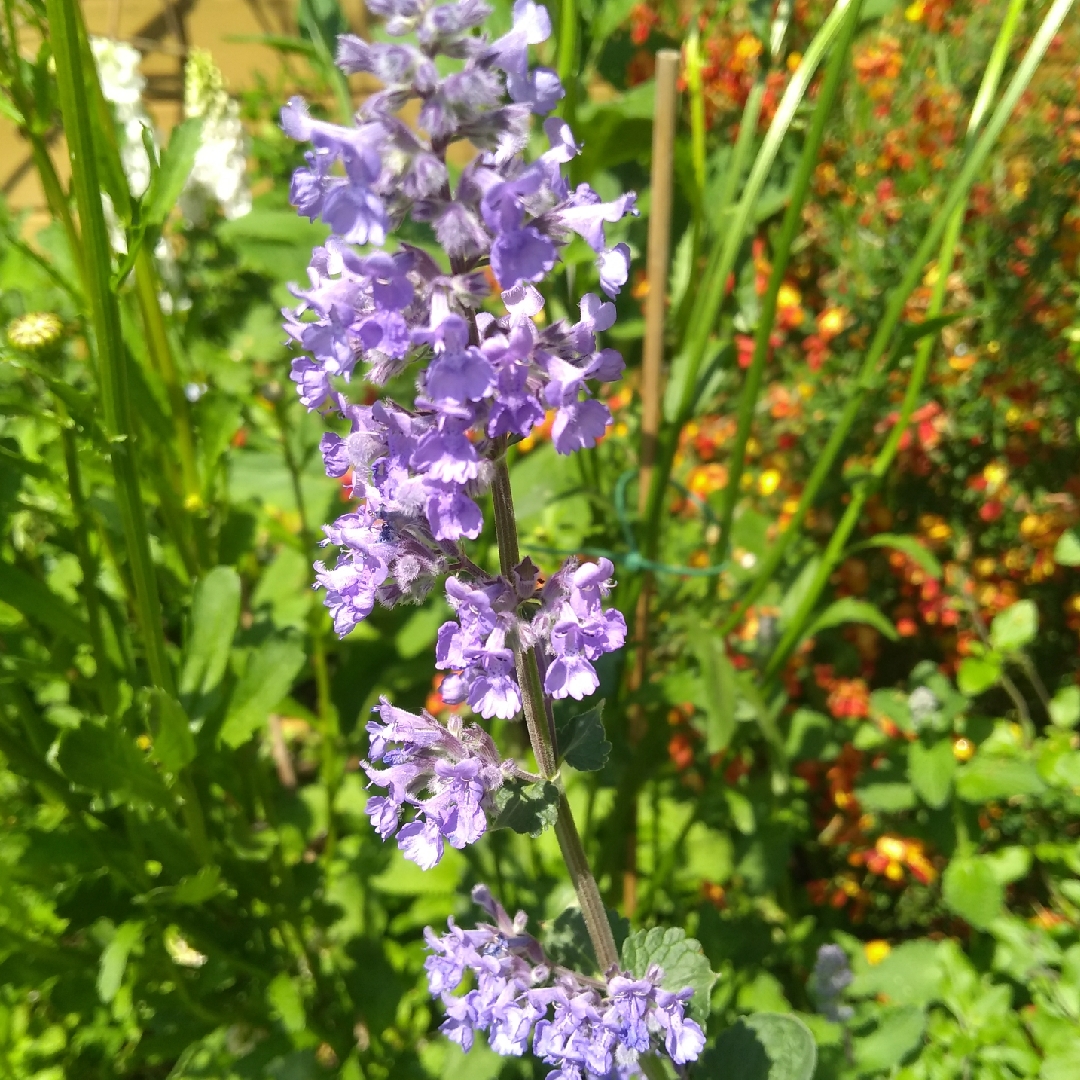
xmin=984 ymin=846 xmax=1031 ymax=885
xmin=957 ymin=654 xmax=1002 ymax=696
xmin=943 ymin=856 xmax=1004 ymax=929
xmin=779 ymin=557 xmax=822 ymax=627
xmin=1053 ymin=530 xmax=1080 ymax=567
xmin=705 ymin=1013 xmax=817 ymax=1080
xmin=724 ymin=788 xmax=756 ymax=834
xmin=219 ymin=638 xmax=306 ymax=748
xmin=895 ymin=313 xmax=960 ymax=357
xmin=0 ymin=559 xmax=91 ymax=643
xmin=990 ymin=599 xmax=1037 ymax=653
xmin=1049 ymin=686 xmax=1080 ymax=728
xmin=180 ymin=566 xmax=242 ymax=699
xmin=146 ymin=688 xmax=196 ymax=773
xmin=805 ymin=597 xmax=898 ymax=642
xmin=956 ymin=755 xmax=1046 ymax=802
xmin=853 ymin=1005 xmax=926 ymax=1073
xmin=859 ymin=534 xmax=943 ymax=579
xmin=556 ymin=700 xmax=611 ymax=772
xmin=97 ymin=921 xmax=143 ymax=1003
xmin=543 ymin=906 xmax=629 ymax=976
xmin=267 ymin=972 xmax=306 ymax=1035
xmin=854 ymin=781 xmax=916 ymax=812
xmin=694 ymin=636 xmax=738 ymax=754
xmin=141 ymin=117 xmax=204 ymax=230
xmin=57 ymin=720 xmax=170 ymax=806
xmin=171 ymin=866 xmax=222 ymax=905
xmin=908 ymin=738 xmax=956 ymax=808
xmin=489 ymin=778 xmax=560 ymax=837
xmin=850 ymin=940 xmax=943 ymax=1004
xmin=621 ymin=926 xmax=717 ymax=1027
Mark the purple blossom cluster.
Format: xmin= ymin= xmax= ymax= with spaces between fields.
xmin=437 ymin=556 xmax=626 ymax=721
xmin=281 ymin=0 xmax=636 ymax=638
xmin=363 ymin=697 xmax=515 ymax=869
xmin=425 ymin=886 xmax=706 ymax=1079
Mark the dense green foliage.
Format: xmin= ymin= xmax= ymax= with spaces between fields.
xmin=1 ymin=0 xmax=1078 ymax=1077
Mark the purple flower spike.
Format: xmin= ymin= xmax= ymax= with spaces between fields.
xmin=362 ymin=698 xmax=513 ymax=868
xmin=424 ymin=889 xmax=707 ymax=1078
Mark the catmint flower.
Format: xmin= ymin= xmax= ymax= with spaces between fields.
xmin=424 ymin=886 xmax=705 ymax=1077
xmin=281 ymin=0 xmax=637 ymax=633
xmin=433 ymin=557 xmax=626 ymax=721
xmin=810 ymin=944 xmax=854 ymax=1023
xmin=362 ymin=698 xmax=515 ymax=867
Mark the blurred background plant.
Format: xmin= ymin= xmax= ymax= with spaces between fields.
xmin=0 ymin=0 xmax=1079 ymax=1078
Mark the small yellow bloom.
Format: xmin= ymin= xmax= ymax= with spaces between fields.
xmin=876 ymin=836 xmax=907 ymax=862
xmin=777 ymin=282 xmax=802 ymax=310
xmin=786 ymin=52 xmax=802 ymax=72
xmin=885 ymin=861 xmax=905 ymax=882
xmin=865 ymin=940 xmax=891 ymax=965
xmin=136 ymin=734 xmax=153 ymax=751
xmin=983 ymin=462 xmax=1008 ymax=489
xmin=7 ymin=312 xmax=63 ymax=351
xmin=905 ymin=0 xmax=925 ymax=20
xmin=953 ymin=737 xmax=974 ymax=762
xmin=758 ymin=469 xmax=781 ymax=497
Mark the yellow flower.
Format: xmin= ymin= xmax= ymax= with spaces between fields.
xmin=865 ymin=940 xmax=891 ymax=965
xmin=758 ymin=469 xmax=781 ymax=497
xmin=7 ymin=312 xmax=63 ymax=351
xmin=905 ymin=0 xmax=925 ymax=20
xmin=983 ymin=462 xmax=1008 ymax=490
xmin=876 ymin=836 xmax=907 ymax=862
xmin=786 ymin=52 xmax=802 ymax=72
xmin=952 ymin=737 xmax=974 ymax=762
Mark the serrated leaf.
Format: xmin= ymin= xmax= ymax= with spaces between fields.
xmin=860 ymin=534 xmax=943 ymax=579
xmin=556 ymin=700 xmax=611 ymax=772
xmin=694 ymin=637 xmax=737 ymax=754
xmin=990 ymin=600 xmax=1037 ymax=653
xmin=141 ymin=117 xmax=204 ymax=229
xmin=219 ymin=638 xmax=306 ymax=748
xmin=489 ymin=778 xmax=559 ymax=837
xmin=621 ymin=926 xmax=717 ymax=1027
xmin=146 ymin=688 xmax=196 ymax=773
xmin=1053 ymin=530 xmax=1080 ymax=566
xmin=805 ymin=597 xmax=898 ymax=642
xmin=57 ymin=720 xmax=170 ymax=806
xmin=957 ymin=654 xmax=1001 ymax=696
xmin=908 ymin=738 xmax=955 ymax=808
xmin=704 ymin=1013 xmax=817 ymax=1080
xmin=1049 ymin=685 xmax=1080 ymax=728
xmin=180 ymin=566 xmax=242 ymax=700
xmin=98 ymin=921 xmax=143 ymax=1003
xmin=942 ymin=856 xmax=1003 ymax=929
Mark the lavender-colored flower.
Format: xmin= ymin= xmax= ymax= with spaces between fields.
xmin=811 ymin=944 xmax=854 ymax=1023
xmin=423 ymin=887 xmax=706 ymax=1079
xmin=361 ymin=699 xmax=515 ymax=867
xmin=281 ymin=0 xmax=636 ymax=637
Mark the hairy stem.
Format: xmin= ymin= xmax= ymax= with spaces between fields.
xmin=491 ymin=456 xmax=619 ymax=972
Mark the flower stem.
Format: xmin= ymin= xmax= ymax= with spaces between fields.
xmin=491 ymin=456 xmax=619 ymax=973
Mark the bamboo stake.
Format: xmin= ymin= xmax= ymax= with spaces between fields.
xmin=625 ymin=49 xmax=679 ymax=916
xmin=637 ymin=49 xmax=680 ymax=516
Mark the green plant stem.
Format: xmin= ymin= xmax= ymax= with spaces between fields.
xmin=720 ymin=0 xmax=1071 ymax=641
xmin=491 ymin=457 xmax=619 ymax=973
xmin=133 ymin=251 xmax=202 ymax=516
xmin=47 ymin=0 xmax=173 ymax=695
xmin=274 ymin=397 xmax=340 ymax=863
xmin=760 ymin=0 xmax=1030 ymax=678
xmin=642 ymin=0 xmax=858 ymax=568
xmin=48 ymin=0 xmax=212 ymax=865
xmin=556 ymin=0 xmax=578 ymax=133
xmin=713 ymin=0 xmax=862 ymax=565
xmin=58 ymin=417 xmax=115 ymax=708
